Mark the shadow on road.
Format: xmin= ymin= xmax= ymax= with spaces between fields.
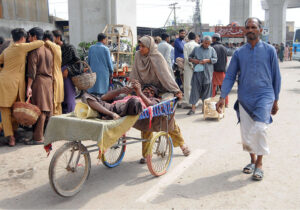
xmin=288 ymin=88 xmax=300 ymax=94
xmin=152 ymin=169 xmax=253 ymax=203
xmin=0 ymin=160 xmax=149 ymax=209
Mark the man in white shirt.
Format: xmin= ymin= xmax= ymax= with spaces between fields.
xmin=158 ymin=33 xmax=175 ymax=78
xmin=183 ymin=32 xmax=200 ymax=105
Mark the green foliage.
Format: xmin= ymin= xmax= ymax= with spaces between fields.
xmin=77 ymin=41 xmax=97 ymax=61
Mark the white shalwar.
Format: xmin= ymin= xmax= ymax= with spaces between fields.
xmin=239 ymin=103 xmax=270 ymax=155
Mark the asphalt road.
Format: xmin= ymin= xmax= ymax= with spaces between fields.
xmin=0 ymin=61 xmax=299 ymax=209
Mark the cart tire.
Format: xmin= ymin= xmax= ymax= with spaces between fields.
xmin=146 ymin=132 xmax=173 ymax=176
xmin=102 ymin=138 xmax=126 ymax=168
xmin=49 ymin=141 xmax=91 ymax=197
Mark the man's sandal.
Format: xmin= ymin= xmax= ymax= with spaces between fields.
xmin=243 ymin=163 xmax=255 ymax=174
xmin=252 ymin=168 xmax=264 ymax=181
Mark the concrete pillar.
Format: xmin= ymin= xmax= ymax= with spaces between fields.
xmin=230 ymin=0 xmax=252 ymax=25
xmin=68 ymin=0 xmax=136 ymax=48
xmin=264 ymin=0 xmax=287 ymax=44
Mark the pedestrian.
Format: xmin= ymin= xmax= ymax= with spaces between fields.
xmin=0 ymin=28 xmax=43 ymax=146
xmin=88 ymin=33 xmax=113 ymax=96
xmin=130 ymin=35 xmax=190 ymax=163
xmin=43 ymin=31 xmax=64 ymax=115
xmin=25 ymin=27 xmax=54 ymax=145
xmin=211 ymin=33 xmax=228 ymax=107
xmin=279 ymin=43 xmax=284 ymax=62
xmin=216 ymin=17 xmax=281 ymax=181
xmin=157 ymin=33 xmax=174 ymax=78
xmin=174 ymin=29 xmax=186 ymax=87
xmin=284 ymin=44 xmax=289 ymax=61
xmin=52 ymin=30 xmax=80 ymax=113
xmin=187 ymin=36 xmax=217 ymax=115
xmin=289 ymin=45 xmax=293 ymax=61
xmin=183 ymin=32 xmax=199 ymax=107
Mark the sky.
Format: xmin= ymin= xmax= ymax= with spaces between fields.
xmin=48 ymin=0 xmax=300 ymax=28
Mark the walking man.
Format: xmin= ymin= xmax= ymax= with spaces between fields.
xmin=88 ymin=33 xmax=113 ymax=96
xmin=187 ymin=36 xmax=217 ymax=115
xmin=26 ymin=27 xmax=54 ymax=145
xmin=183 ymin=32 xmax=199 ymax=106
xmin=211 ymin=33 xmax=228 ymax=107
xmin=216 ymin=18 xmax=281 ymax=181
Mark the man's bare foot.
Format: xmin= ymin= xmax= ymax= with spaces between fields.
xmin=8 ymin=136 xmax=16 ymax=147
xmin=180 ymin=144 xmax=191 ymax=156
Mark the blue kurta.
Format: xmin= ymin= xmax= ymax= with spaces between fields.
xmin=174 ymin=38 xmax=185 ymax=59
xmin=88 ymin=43 xmax=113 ymax=95
xmin=221 ymin=40 xmax=281 ymax=124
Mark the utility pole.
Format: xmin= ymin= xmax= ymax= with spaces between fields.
xmin=169 ymin=3 xmax=180 ymax=27
xmin=193 ymin=0 xmax=202 ymax=35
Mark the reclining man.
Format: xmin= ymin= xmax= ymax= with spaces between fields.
xmin=82 ymin=80 xmax=160 ymax=119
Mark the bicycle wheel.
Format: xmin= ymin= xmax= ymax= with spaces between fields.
xmin=101 ymin=138 xmax=126 ymax=168
xmin=146 ymin=132 xmax=173 ymax=176
xmin=49 ymin=141 xmax=91 ymax=197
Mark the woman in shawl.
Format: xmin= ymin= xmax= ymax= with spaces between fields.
xmin=130 ymin=35 xmax=190 ymax=163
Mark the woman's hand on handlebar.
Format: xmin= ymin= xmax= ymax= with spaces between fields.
xmin=175 ymin=91 xmax=183 ymax=100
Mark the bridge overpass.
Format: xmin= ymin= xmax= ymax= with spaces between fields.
xmin=230 ymin=0 xmax=300 ymax=44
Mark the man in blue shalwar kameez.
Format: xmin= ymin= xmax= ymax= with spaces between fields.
xmin=216 ymin=18 xmax=281 ymax=181
xmin=88 ymin=33 xmax=113 ymax=96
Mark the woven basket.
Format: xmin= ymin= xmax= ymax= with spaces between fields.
xmin=71 ymin=61 xmax=96 ymax=90
xmin=12 ymin=97 xmax=41 ymax=126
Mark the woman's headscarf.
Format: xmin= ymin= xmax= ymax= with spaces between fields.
xmin=130 ymin=36 xmax=180 ymax=94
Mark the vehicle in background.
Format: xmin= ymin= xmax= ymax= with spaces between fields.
xmin=292 ymin=28 xmax=300 ymax=61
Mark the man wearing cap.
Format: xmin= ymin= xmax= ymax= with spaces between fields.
xmin=211 ymin=33 xmax=228 ymax=107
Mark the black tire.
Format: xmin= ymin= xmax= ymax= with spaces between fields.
xmin=49 ymin=141 xmax=91 ymax=197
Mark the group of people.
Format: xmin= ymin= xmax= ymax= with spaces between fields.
xmin=0 ymin=28 xmax=81 ymax=146
xmin=156 ymin=29 xmax=228 ymax=115
xmin=0 ymin=17 xmax=281 ymax=181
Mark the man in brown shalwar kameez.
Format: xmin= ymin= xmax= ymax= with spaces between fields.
xmin=25 ymin=27 xmax=54 ymax=145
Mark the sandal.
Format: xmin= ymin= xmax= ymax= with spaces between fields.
xmin=180 ymin=145 xmax=191 ymax=156
xmin=243 ymin=163 xmax=255 ymax=174
xmin=139 ymin=158 xmax=146 ymax=164
xmin=24 ymin=140 xmax=44 ymax=145
xmin=252 ymin=168 xmax=264 ymax=181
xmin=187 ymin=110 xmax=195 ymax=115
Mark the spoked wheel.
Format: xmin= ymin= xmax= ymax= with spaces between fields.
xmin=49 ymin=141 xmax=91 ymax=197
xmin=102 ymin=137 xmax=126 ymax=168
xmin=146 ymin=132 xmax=173 ymax=176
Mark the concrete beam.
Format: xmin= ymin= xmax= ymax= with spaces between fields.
xmin=230 ymin=0 xmax=252 ymax=25
xmin=68 ymin=0 xmax=136 ymax=48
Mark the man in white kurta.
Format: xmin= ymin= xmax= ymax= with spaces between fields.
xmin=158 ymin=33 xmax=175 ymax=78
xmin=183 ymin=32 xmax=199 ymax=105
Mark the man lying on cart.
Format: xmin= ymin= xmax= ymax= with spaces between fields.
xmin=82 ymin=79 xmax=160 ymax=120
